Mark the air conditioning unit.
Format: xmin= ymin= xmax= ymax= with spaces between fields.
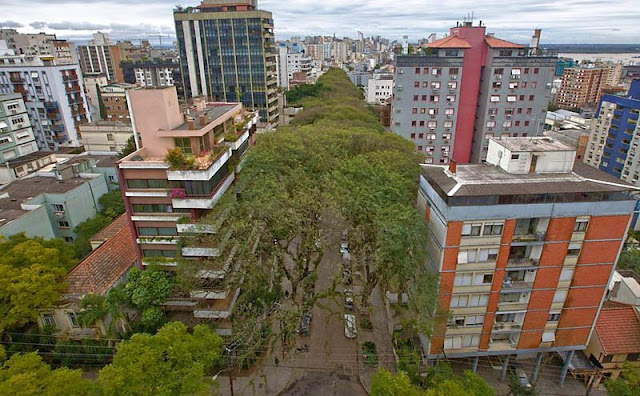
xmin=54 ymin=211 xmax=65 ymax=218
xmin=11 ymin=109 xmax=18 ymax=114
xmin=430 ymin=115 xmax=436 ymax=118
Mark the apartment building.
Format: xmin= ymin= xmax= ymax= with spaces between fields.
xmin=0 ymin=29 xmax=77 ymax=65
xmin=418 ymin=137 xmax=636 ymax=381
xmin=555 ymin=67 xmax=609 ymax=110
xmin=118 ymin=86 xmax=258 ymax=329
xmin=174 ymin=0 xmax=279 ymax=127
xmin=78 ymin=32 xmax=123 ymax=83
xmin=120 ymin=61 xmax=183 ymax=99
xmin=277 ymin=44 xmax=312 ymax=89
xmin=99 ymin=83 xmax=135 ymax=123
xmin=0 ymin=55 xmax=91 ymax=149
xmin=392 ymin=22 xmax=555 ymax=164
xmin=80 ymin=121 xmax=133 ymax=153
xmin=0 ymin=93 xmax=38 ymax=163
xmin=585 ymin=80 xmax=640 ymax=184
xmin=366 ymin=73 xmax=394 ymax=105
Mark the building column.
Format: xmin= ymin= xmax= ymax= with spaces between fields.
xmin=530 ymin=352 xmax=544 ymax=384
xmin=500 ymin=355 xmax=510 ymax=381
xmin=559 ymin=350 xmax=574 ymax=386
xmin=472 ymin=356 xmax=479 ymax=373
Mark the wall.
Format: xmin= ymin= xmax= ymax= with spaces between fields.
xmin=0 ymin=204 xmax=56 ymax=239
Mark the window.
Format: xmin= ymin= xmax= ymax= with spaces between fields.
xmin=417 ymin=145 xmax=423 ymax=151
xmin=490 ymin=95 xmax=500 ymax=102
xmin=483 ymin=223 xmax=504 ymax=236
xmin=428 ymin=108 xmax=438 ymax=115
xmin=531 ymin=82 xmax=537 ymax=88
xmin=427 ymin=121 xmax=437 ymax=128
xmin=422 ymin=95 xmax=427 ymax=101
xmin=507 ymin=95 xmax=517 ymax=102
xmin=517 ymin=108 xmax=523 ymax=114
xmin=547 ymin=312 xmax=561 ymax=322
xmin=500 ymin=50 xmax=512 ymax=56
xmin=519 ymin=95 xmax=525 ymax=101
xmin=126 ymin=179 xmax=169 ymax=189
xmin=412 ymin=108 xmax=418 ymax=114
xmin=415 ymin=67 xmax=421 ymax=74
xmin=11 ymin=117 xmax=24 ymax=125
xmin=413 ymin=95 xmax=419 ymax=101
xmin=64 ymin=236 xmax=74 ymax=243
xmin=521 ymin=82 xmax=527 ymax=88
xmin=509 ymin=82 xmax=518 ymax=89
xmin=426 ymin=133 xmax=436 ymax=140
xmin=449 ymin=68 xmax=459 ymax=75
xmin=410 ymin=133 xmax=416 ymax=139
xmin=431 ymin=81 xmax=441 ymax=89
xmin=443 ymin=133 xmax=452 ymax=140
xmin=107 ymin=133 xmax=114 ymax=141
xmin=462 ymin=223 xmax=482 ymax=236
xmin=515 ymin=121 xmax=521 ymax=127
xmin=447 ymin=81 xmax=457 ymax=89
xmin=542 ymin=331 xmax=555 ymax=342
xmin=423 ymin=67 xmax=429 ymax=74
xmin=446 ymin=95 xmax=456 ymax=102
xmin=450 ymin=295 xmax=468 ymax=308
xmin=68 ymin=312 xmax=79 ymax=327
xmin=567 ymin=242 xmax=582 ymax=256
xmin=469 ymin=294 xmax=489 ymax=306
xmin=418 ymin=133 xmax=424 ymax=139
xmin=574 ymin=219 xmax=589 ymax=232
xmin=52 ymin=204 xmax=64 ymax=212
xmin=138 ymin=227 xmax=178 ymax=236
xmin=466 ymin=315 xmax=484 ymax=327
xmin=58 ymin=221 xmax=70 ymax=228
xmin=503 ymin=120 xmax=512 ymax=128
xmin=432 ymin=68 xmax=441 ymax=75
xmin=560 ymin=268 xmax=574 ymax=282
xmin=534 ymin=68 xmax=539 ymax=74
xmin=444 ymin=335 xmax=480 ymax=349
xmin=627 ymin=353 xmax=640 ymax=361
xmin=411 ymin=121 xmax=417 ymax=127
xmin=488 ymin=108 xmax=499 ymax=115
xmin=414 ymin=81 xmax=420 ymax=88
xmin=422 ymin=81 xmax=429 ymax=88
xmin=174 ymin=137 xmax=192 ymax=155
xmin=430 ymin=95 xmax=439 ymax=102
xmin=419 ymin=121 xmax=425 ymax=127
xmin=494 ymin=68 xmax=504 ymax=75
xmin=526 ymin=108 xmax=532 ymax=114
xmin=529 ymin=95 xmax=535 ymax=101
xmin=445 ymin=108 xmax=455 ymax=115
xmin=132 ymin=204 xmax=174 ymax=213
xmin=454 ymin=273 xmax=473 ymax=286
xmin=511 ymin=154 xmax=520 ymax=160
xmin=553 ymin=289 xmax=568 ymax=304
xmin=444 ymin=121 xmax=453 ymax=128
xmin=483 ymin=274 xmax=494 ymax=284
xmin=445 ymin=50 xmax=459 ymax=56
xmin=488 ymin=248 xmax=499 ymax=260
xmin=41 ymin=313 xmax=56 ymax=327
xmin=602 ymin=355 xmax=613 ymax=363
xmin=142 ymin=249 xmax=177 ymax=258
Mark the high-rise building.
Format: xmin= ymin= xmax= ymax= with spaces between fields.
xmin=277 ymin=44 xmax=312 ymax=89
xmin=392 ymin=22 xmax=556 ymax=163
xmin=555 ymin=66 xmax=609 ymax=110
xmin=0 ymin=55 xmax=90 ymax=149
xmin=418 ymin=136 xmax=635 ymax=381
xmin=173 ymin=0 xmax=279 ymax=127
xmin=99 ymin=83 xmax=135 ymax=123
xmin=0 ymin=29 xmax=78 ymax=65
xmin=585 ymin=80 xmax=640 ymax=185
xmin=366 ymin=73 xmax=394 ymax=105
xmin=0 ymin=93 xmax=38 ymax=163
xmin=118 ymin=86 xmax=258 ymax=330
xmin=78 ymin=32 xmax=124 ymax=83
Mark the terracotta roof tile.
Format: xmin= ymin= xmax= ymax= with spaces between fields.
xmin=595 ymin=304 xmax=640 ymax=355
xmin=485 ymin=36 xmax=524 ymax=49
xmin=66 ymin=216 xmax=137 ymax=298
xmin=90 ymin=213 xmax=129 ymax=243
xmin=427 ymin=35 xmax=472 ymax=49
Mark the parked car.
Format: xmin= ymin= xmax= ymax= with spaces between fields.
xmin=344 ymin=289 xmax=354 ymax=310
xmin=510 ymin=364 xmax=532 ymax=388
xmin=340 ymin=242 xmax=349 ymax=254
xmin=344 ymin=314 xmax=357 ymax=339
xmin=343 ymin=269 xmax=353 ymax=285
xmin=298 ymin=311 xmax=312 ymax=336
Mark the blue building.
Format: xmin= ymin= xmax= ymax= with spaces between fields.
xmin=555 ymin=59 xmax=575 ymax=76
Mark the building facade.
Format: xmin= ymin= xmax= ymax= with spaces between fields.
xmin=99 ymin=83 xmax=135 ymax=123
xmin=120 ymin=61 xmax=183 ymax=99
xmin=80 ymin=121 xmax=134 ymax=153
xmin=118 ymin=86 xmax=258 ymax=330
xmin=174 ymin=0 xmax=279 ymax=126
xmin=392 ymin=22 xmax=555 ymax=164
xmin=555 ymin=67 xmax=609 ymax=110
xmin=366 ymin=73 xmax=393 ymax=105
xmin=584 ymin=80 xmax=640 ymax=184
xmin=0 ymin=93 xmax=38 ymax=163
xmin=0 ymin=55 xmax=91 ymax=149
xmin=0 ymin=29 xmax=77 ymax=65
xmin=418 ymin=137 xmax=635 ymax=379
xmin=78 ymin=32 xmax=123 ymax=83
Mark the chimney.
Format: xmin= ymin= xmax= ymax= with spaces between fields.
xmin=199 ymin=113 xmax=207 ymax=126
xmin=186 ymin=116 xmax=195 ymax=130
xmin=449 ymin=159 xmax=457 ymax=175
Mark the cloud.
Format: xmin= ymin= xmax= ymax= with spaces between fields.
xmin=46 ymin=21 xmax=110 ymax=31
xmin=0 ymin=20 xmax=23 ymax=28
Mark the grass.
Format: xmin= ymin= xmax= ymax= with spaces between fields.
xmin=362 ymin=341 xmax=378 ymax=367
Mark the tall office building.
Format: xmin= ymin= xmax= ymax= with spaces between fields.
xmin=78 ymin=33 xmax=124 ymax=83
xmin=418 ymin=136 xmax=635 ymax=381
xmin=174 ymin=0 xmax=279 ymax=127
xmin=392 ymin=22 xmax=556 ymax=163
xmin=585 ymin=80 xmax=640 ymax=184
xmin=0 ymin=55 xmax=90 ymax=149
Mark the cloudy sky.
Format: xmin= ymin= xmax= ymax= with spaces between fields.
xmin=0 ymin=0 xmax=639 ymax=45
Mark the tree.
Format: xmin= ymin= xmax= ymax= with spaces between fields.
xmin=118 ymin=135 xmax=137 ymax=159
xmin=71 ymin=214 xmax=112 ymax=258
xmin=97 ymin=322 xmax=223 ymax=396
xmin=77 ymin=288 xmax=127 ymax=336
xmin=0 ymin=352 xmax=94 ymax=396
xmin=0 ymin=236 xmax=75 ymax=331
xmin=372 ymin=369 xmax=423 ymax=396
xmin=98 ymin=190 xmax=125 ymax=220
xmin=371 ymin=367 xmax=495 ymax=396
xmin=605 ymin=363 xmax=640 ymax=396
xmin=508 ymin=371 xmax=538 ymax=396
xmin=122 ymin=268 xmax=172 ymax=331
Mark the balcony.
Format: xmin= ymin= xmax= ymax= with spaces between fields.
xmin=501 ymin=279 xmax=534 ymax=292
xmin=166 ymin=146 xmax=232 ymax=181
xmin=172 ymin=172 xmax=235 ymax=209
xmin=177 ymin=223 xmax=216 ymax=234
xmin=492 ymin=322 xmax=522 ymax=332
xmin=181 ymin=247 xmax=219 ymax=257
xmin=506 ymin=257 xmax=539 ymax=268
xmin=224 ymin=130 xmax=249 ymax=151
xmin=136 ymin=237 xmax=178 ymax=245
xmin=193 ymin=288 xmax=240 ymax=319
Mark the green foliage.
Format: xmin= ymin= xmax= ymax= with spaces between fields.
xmin=371 ymin=369 xmax=423 ymax=396
xmin=122 ymin=268 xmax=172 ymax=331
xmin=0 ymin=235 xmax=75 ymax=331
xmin=605 ymin=363 xmax=640 ymax=396
xmin=508 ymin=371 xmax=538 ymax=396
xmin=118 ymin=135 xmax=137 ymax=159
xmin=0 ymin=352 xmax=94 ymax=395
xmin=547 ymin=102 xmax=559 ymax=112
xmin=618 ymin=248 xmax=640 ymax=275
xmin=362 ymin=341 xmax=378 ymax=367
xmin=285 ymin=82 xmax=325 ymax=106
xmin=165 ymin=147 xmax=188 ymax=169
xmin=97 ymin=322 xmax=223 ymax=396
xmin=99 ymin=190 xmax=126 ymax=220
xmin=71 ymin=214 xmax=111 ymax=258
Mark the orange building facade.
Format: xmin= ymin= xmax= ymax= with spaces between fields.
xmin=418 ymin=137 xmax=636 ymax=378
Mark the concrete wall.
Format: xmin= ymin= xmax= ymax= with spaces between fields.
xmin=0 ymin=204 xmax=56 ymax=239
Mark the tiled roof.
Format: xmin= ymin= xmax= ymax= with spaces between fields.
xmin=595 ymin=303 xmax=640 ymax=355
xmin=66 ymin=216 xmax=137 ymax=298
xmin=427 ymin=35 xmax=471 ymax=49
xmin=485 ymin=36 xmax=524 ymax=49
xmin=90 ymin=213 xmax=129 ymax=243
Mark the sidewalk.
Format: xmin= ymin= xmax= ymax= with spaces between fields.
xmin=215 ymin=366 xmax=296 ymax=396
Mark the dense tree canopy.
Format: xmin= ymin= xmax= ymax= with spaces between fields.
xmin=0 ymin=235 xmax=76 ymax=332
xmin=605 ymin=363 xmax=640 ymax=396
xmin=72 ymin=190 xmax=126 ymax=258
xmin=372 ymin=366 xmax=495 ymax=396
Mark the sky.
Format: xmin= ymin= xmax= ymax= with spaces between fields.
xmin=0 ymin=0 xmax=639 ymax=45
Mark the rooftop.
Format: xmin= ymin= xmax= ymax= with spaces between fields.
xmin=484 ymin=36 xmax=524 ymax=49
xmin=174 ymin=103 xmax=238 ymax=131
xmin=595 ymin=303 xmax=640 ymax=355
xmin=420 ymin=161 xmax=634 ymax=198
xmin=427 ymin=35 xmax=471 ymax=49
xmin=65 ymin=216 xmax=137 ymax=299
xmin=490 ymin=136 xmax=574 ymax=152
xmin=90 ymin=213 xmax=128 ymax=246
xmin=4 ymin=150 xmax=55 ymax=168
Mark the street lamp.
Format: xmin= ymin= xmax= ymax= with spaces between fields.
xmin=212 ymin=367 xmax=234 ymax=396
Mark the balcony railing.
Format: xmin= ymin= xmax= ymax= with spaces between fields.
xmin=501 ymin=280 xmax=534 ymax=291
xmin=506 ymin=258 xmax=539 ymax=268
xmin=512 ymin=231 xmax=546 ymax=242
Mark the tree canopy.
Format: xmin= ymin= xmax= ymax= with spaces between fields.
xmin=605 ymin=363 xmax=640 ymax=396
xmin=0 ymin=235 xmax=76 ymax=332
xmin=372 ymin=366 xmax=495 ymax=396
xmin=72 ymin=190 xmax=126 ymax=259
xmin=121 ymin=267 xmax=173 ymax=331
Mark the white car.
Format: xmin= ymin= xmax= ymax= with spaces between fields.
xmin=344 ymin=314 xmax=357 ymax=339
xmin=340 ymin=242 xmax=349 ymax=254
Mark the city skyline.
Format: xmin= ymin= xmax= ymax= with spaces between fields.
xmin=0 ymin=0 xmax=639 ymax=44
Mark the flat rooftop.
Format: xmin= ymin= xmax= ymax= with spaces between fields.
xmin=174 ymin=104 xmax=238 ymax=131
xmin=491 ymin=136 xmax=574 ymax=152
xmin=0 ymin=175 xmax=95 ymax=222
xmin=421 ymin=162 xmax=634 ymax=198
xmin=5 ymin=150 xmax=55 ymax=168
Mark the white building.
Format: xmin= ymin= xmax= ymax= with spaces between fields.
xmin=135 ymin=65 xmax=174 ymax=88
xmin=277 ymin=45 xmax=312 ymax=89
xmin=0 ymin=29 xmax=77 ymax=65
xmin=366 ymin=73 xmax=394 ymax=105
xmin=0 ymin=93 xmax=38 ymax=164
xmin=0 ymin=55 xmax=91 ymax=149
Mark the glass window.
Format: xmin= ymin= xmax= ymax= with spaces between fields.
xmin=560 ymin=268 xmax=574 ymax=282
xmin=174 ymin=137 xmax=192 ymax=154
xmin=553 ymin=289 xmax=568 ymax=303
xmin=127 ymin=179 xmax=147 ymax=189
xmin=547 ymin=312 xmax=561 ymax=322
xmin=68 ymin=312 xmax=79 ymax=327
xmin=574 ymin=219 xmax=589 ymax=232
xmin=41 ymin=313 xmax=56 ymax=327
xmin=158 ymin=227 xmax=178 ymax=236
xmin=148 ymin=179 xmax=168 ymax=189
xmin=567 ymin=242 xmax=582 ymax=256
xmin=484 ymin=223 xmax=503 ymax=236
xmin=138 ymin=227 xmax=158 ymax=236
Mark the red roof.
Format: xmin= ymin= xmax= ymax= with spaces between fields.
xmin=595 ymin=304 xmax=640 ymax=355
xmin=90 ymin=213 xmax=129 ymax=243
xmin=427 ymin=35 xmax=471 ymax=49
xmin=66 ymin=215 xmax=137 ymax=298
xmin=485 ymin=36 xmax=524 ymax=49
